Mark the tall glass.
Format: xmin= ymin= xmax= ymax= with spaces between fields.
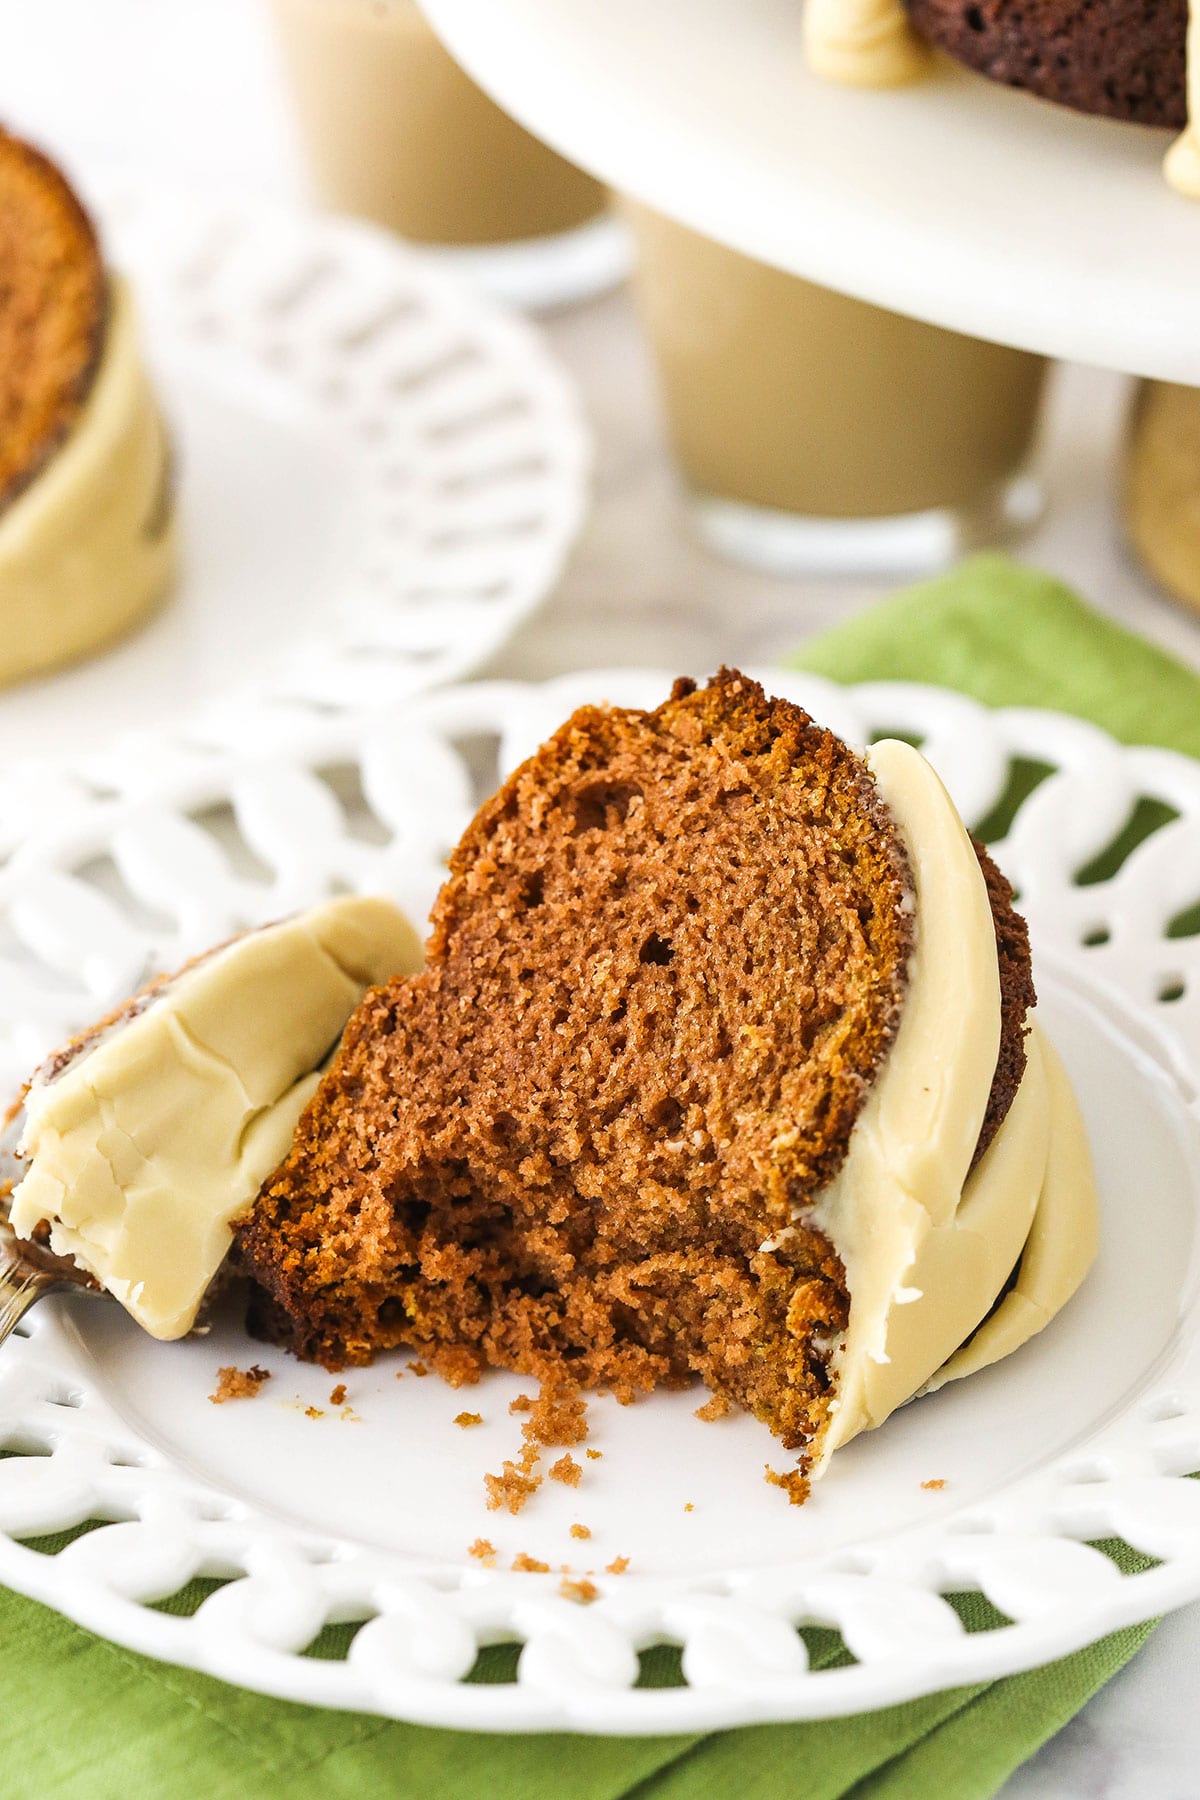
xmin=624 ymin=201 xmax=1049 ymax=574
xmin=272 ymin=0 xmax=624 ymax=306
xmin=1123 ymin=379 xmax=1200 ymax=611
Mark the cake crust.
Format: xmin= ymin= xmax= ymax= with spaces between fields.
xmin=0 ymin=129 xmax=107 ymax=509
xmin=973 ymin=841 xmax=1035 ymax=1164
xmin=904 ymin=0 xmax=1188 ymax=129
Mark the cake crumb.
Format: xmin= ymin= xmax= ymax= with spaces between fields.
xmin=305 ymin=1405 xmax=324 ymax=1420
xmin=485 ymin=1458 xmax=542 ymax=1514
xmin=329 ymin=1383 xmax=347 ymax=1406
xmin=549 ymin=1453 xmax=582 ymax=1488
xmin=684 ymin=1503 xmax=694 ymax=1513
xmin=765 ymin=1464 xmax=811 ymax=1506
xmin=468 ymin=1537 xmax=497 ymax=1567
xmin=569 ymin=1523 xmax=591 ymax=1540
xmin=209 ymin=1364 xmax=270 ymax=1404
xmin=694 ymin=1393 xmax=731 ymax=1422
xmin=409 ymin=1360 xmax=429 ymax=1378
xmin=512 ymin=1552 xmax=551 ymax=1573
xmin=921 ymin=1478 xmax=947 ymax=1491
xmin=455 ymin=1411 xmax=484 ymax=1428
xmin=559 ymin=1576 xmax=599 ymax=1605
xmin=585 ymin=1448 xmax=603 ymax=1461
xmin=339 ymin=1405 xmax=362 ymax=1423
xmin=509 ymin=1393 xmax=534 ymax=1414
xmin=521 ymin=1382 xmax=588 ymax=1447
xmin=606 ymin=1555 xmax=629 ymax=1575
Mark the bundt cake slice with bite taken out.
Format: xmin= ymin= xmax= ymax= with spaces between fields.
xmin=238 ymin=670 xmax=1094 ymax=1484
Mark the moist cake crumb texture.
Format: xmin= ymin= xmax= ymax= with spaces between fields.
xmin=238 ymin=670 xmax=1033 ymax=1467
xmin=694 ymin=1393 xmax=732 ymax=1422
xmin=550 ymin=1453 xmax=582 ymax=1488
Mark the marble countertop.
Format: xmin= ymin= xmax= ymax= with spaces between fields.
xmin=5 ymin=5 xmax=1200 ymax=1793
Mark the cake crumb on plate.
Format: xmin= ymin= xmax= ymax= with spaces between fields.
xmin=585 ymin=1448 xmax=603 ymax=1460
xmin=455 ymin=1411 xmax=484 ymax=1428
xmin=569 ymin=1523 xmax=591 ymax=1540
xmin=560 ymin=1576 xmax=599 ymax=1604
xmin=921 ymin=1477 xmax=947 ymax=1491
xmin=209 ymin=1364 xmax=270 ymax=1404
xmin=521 ymin=1383 xmax=588 ymax=1446
xmin=329 ymin=1383 xmax=346 ymax=1406
xmin=606 ymin=1555 xmax=629 ymax=1575
xmin=485 ymin=1458 xmax=542 ymax=1514
xmin=513 ymin=1552 xmax=551 ymax=1573
xmin=549 ymin=1453 xmax=582 ymax=1487
xmin=765 ymin=1464 xmax=810 ymax=1506
xmin=468 ymin=1537 xmax=496 ymax=1567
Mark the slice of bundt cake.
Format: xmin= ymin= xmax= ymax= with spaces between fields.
xmin=238 ymin=671 xmax=1091 ymax=1473
xmin=0 ymin=129 xmax=176 ymax=685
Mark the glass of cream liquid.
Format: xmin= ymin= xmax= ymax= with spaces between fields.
xmin=625 ymin=202 xmax=1048 ymax=575
xmin=1122 ymin=380 xmax=1200 ymax=614
xmin=272 ymin=0 xmax=626 ymax=307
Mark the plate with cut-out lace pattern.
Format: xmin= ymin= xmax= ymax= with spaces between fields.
xmin=1 ymin=671 xmax=1199 ymax=1732
xmin=0 ymin=175 xmax=589 ymax=767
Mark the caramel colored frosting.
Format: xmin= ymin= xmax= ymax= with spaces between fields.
xmin=1165 ymin=0 xmax=1200 ymax=197
xmin=803 ymin=0 xmax=933 ymax=87
xmin=923 ymin=1027 xmax=1098 ymax=1391
xmin=10 ymin=897 xmax=423 ymax=1339
xmin=812 ymin=741 xmax=1097 ymax=1468
xmin=0 ymin=275 xmax=175 ymax=688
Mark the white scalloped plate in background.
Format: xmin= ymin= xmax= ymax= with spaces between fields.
xmin=1 ymin=671 xmax=1200 ymax=1732
xmin=0 ymin=175 xmax=590 ymax=767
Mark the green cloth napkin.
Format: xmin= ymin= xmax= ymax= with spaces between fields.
xmin=3 ymin=553 xmax=1190 ymax=1800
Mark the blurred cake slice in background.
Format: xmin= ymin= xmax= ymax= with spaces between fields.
xmin=0 ymin=127 xmax=176 ymax=687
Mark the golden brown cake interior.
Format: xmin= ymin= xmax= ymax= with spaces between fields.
xmin=238 ymin=672 xmax=1033 ymax=1458
xmin=0 ymin=129 xmax=106 ymax=509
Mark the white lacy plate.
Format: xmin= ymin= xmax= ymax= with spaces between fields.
xmin=2 ymin=671 xmax=1200 ymax=1732
xmin=0 ymin=174 xmax=589 ymax=766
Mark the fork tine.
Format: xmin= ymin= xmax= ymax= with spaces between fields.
xmin=0 ymin=1253 xmax=52 ymax=1345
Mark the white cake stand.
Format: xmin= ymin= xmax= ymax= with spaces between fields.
xmin=419 ymin=0 xmax=1200 ymax=384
